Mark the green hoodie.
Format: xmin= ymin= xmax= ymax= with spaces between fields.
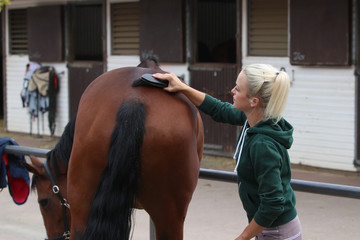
xmin=199 ymin=94 xmax=297 ymax=228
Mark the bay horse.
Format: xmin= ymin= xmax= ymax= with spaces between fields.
xmin=66 ymin=58 xmax=204 ymax=239
xmin=23 ymin=117 xmax=75 ymax=240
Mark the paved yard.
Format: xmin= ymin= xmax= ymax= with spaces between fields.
xmin=1 ymin=178 xmax=359 ymax=240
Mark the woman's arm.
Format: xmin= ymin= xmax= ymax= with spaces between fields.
xmin=235 ymin=219 xmax=265 ymax=240
xmin=154 ymin=73 xmax=246 ymax=125
xmin=152 ymin=73 xmax=205 ymax=106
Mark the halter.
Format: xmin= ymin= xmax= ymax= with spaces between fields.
xmin=43 ymin=161 xmax=71 ymax=240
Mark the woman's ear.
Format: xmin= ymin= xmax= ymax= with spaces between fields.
xmin=249 ymin=97 xmax=260 ymax=107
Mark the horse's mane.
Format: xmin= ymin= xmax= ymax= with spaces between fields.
xmin=48 ymin=116 xmax=76 ymax=177
xmin=31 ymin=116 xmax=76 ymax=190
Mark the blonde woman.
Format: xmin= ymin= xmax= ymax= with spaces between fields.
xmin=153 ymin=64 xmax=302 ymax=240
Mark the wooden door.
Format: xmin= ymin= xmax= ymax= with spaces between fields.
xmin=67 ymin=3 xmax=106 ymax=119
xmin=189 ymin=0 xmax=241 ymax=155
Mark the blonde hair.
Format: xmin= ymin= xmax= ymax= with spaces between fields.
xmin=243 ymin=64 xmax=290 ymax=123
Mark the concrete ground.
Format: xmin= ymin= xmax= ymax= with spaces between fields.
xmin=0 ymin=178 xmax=359 ymax=240
xmin=1 ymin=129 xmax=360 ymax=239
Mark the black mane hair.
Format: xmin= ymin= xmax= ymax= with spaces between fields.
xmin=31 ymin=116 xmax=76 ymax=190
xmin=48 ymin=116 xmax=76 ymax=177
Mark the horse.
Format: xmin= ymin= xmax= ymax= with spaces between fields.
xmin=26 ymin=57 xmax=204 ymax=240
xmin=68 ymin=57 xmax=204 ymax=240
xmin=23 ymin=117 xmax=75 ymax=240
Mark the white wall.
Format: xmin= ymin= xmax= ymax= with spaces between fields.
xmin=286 ymin=65 xmax=355 ymax=171
xmin=5 ymin=56 xmax=69 ymax=137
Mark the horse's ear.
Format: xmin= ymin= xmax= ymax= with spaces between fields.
xmin=22 ymin=156 xmax=45 ymax=176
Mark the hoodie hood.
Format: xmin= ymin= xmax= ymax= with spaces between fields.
xmin=247 ymin=118 xmax=294 ymax=149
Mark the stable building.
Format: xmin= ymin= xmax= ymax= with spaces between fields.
xmin=1 ymin=0 xmax=359 ymax=172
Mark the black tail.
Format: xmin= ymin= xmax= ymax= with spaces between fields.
xmin=81 ymin=100 xmax=146 ymax=240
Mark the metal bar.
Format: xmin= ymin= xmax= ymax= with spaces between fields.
xmin=199 ymin=168 xmax=237 ymax=182
xmin=200 ymin=168 xmax=360 ymax=199
xmin=4 ymin=145 xmax=360 ymax=199
xmin=3 ymin=145 xmax=49 ymax=158
xmin=290 ymin=179 xmax=360 ymax=199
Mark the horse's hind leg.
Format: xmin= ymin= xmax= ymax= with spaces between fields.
xmin=153 ymin=214 xmax=185 ymax=240
xmin=67 ymin=157 xmax=96 ymax=238
xmin=146 ymin=198 xmax=188 ymax=240
xmin=67 ymin=148 xmax=108 ymax=239
xmin=139 ymin=151 xmax=200 ymax=240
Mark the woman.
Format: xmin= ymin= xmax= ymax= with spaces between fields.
xmin=153 ymin=64 xmax=302 ymax=240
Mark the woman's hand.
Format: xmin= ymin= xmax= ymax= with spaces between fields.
xmin=153 ymin=72 xmax=206 ymax=106
xmin=234 ymin=235 xmax=247 ymax=240
xmin=152 ymin=73 xmax=187 ymax=92
xmin=235 ymin=219 xmax=265 ymax=240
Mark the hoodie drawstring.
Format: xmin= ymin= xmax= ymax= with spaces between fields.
xmin=233 ymin=120 xmax=248 ymax=173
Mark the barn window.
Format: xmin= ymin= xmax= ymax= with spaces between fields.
xmin=111 ymin=2 xmax=139 ymax=55
xmin=139 ymin=0 xmax=184 ymax=63
xmin=27 ymin=5 xmax=64 ymax=62
xmin=247 ymin=0 xmax=288 ymax=57
xmin=290 ymin=0 xmax=350 ymax=66
xmin=72 ymin=4 xmax=103 ymax=61
xmin=8 ymin=9 xmax=28 ymax=54
xmin=196 ymin=0 xmax=237 ymax=63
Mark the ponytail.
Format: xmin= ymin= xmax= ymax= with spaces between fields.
xmin=243 ymin=64 xmax=290 ymax=123
xmin=265 ymin=71 xmax=290 ymax=123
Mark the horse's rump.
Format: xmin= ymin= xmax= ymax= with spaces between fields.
xmin=72 ymin=66 xmax=199 ymax=171
xmin=68 ymin=66 xmax=203 ymax=239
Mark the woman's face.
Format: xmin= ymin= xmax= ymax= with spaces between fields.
xmin=231 ymin=71 xmax=252 ymax=111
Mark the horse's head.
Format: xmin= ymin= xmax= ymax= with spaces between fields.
xmin=22 ymin=117 xmax=74 ymax=239
xmin=23 ymin=155 xmax=70 ymax=240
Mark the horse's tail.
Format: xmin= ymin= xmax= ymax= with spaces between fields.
xmin=81 ymin=100 xmax=146 ymax=240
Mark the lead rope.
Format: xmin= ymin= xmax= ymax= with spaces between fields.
xmin=233 ymin=120 xmax=248 ymax=173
